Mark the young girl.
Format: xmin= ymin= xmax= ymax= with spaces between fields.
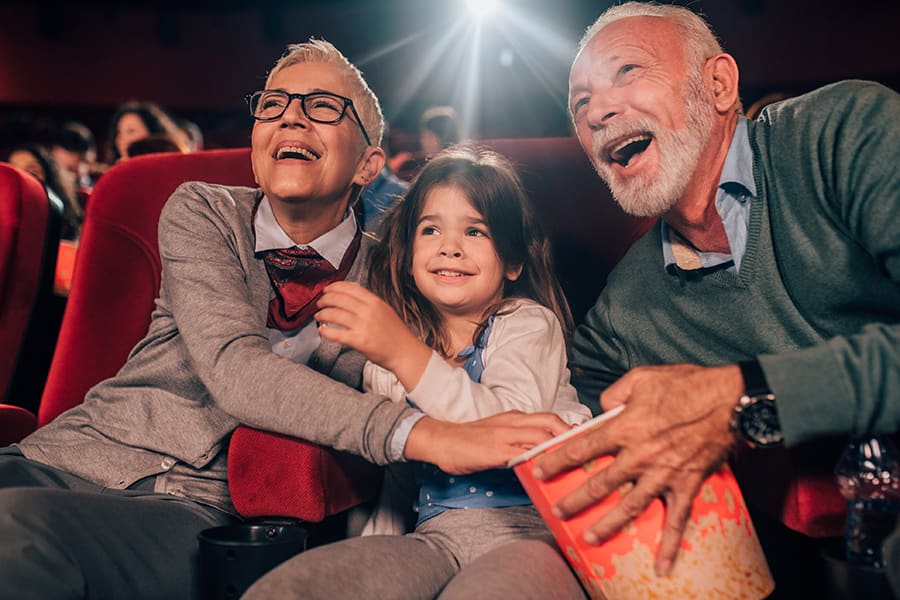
xmin=243 ymin=147 xmax=590 ymax=600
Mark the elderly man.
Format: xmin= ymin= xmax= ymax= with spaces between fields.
xmin=0 ymin=39 xmax=565 ymax=600
xmin=536 ymin=2 xmax=900 ymax=596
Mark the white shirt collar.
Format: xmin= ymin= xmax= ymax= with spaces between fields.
xmin=253 ymin=197 xmax=358 ymax=269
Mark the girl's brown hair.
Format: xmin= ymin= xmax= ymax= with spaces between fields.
xmin=368 ymin=146 xmax=573 ymax=357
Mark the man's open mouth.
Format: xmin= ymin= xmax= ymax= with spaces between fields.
xmin=274 ymin=146 xmax=320 ymax=161
xmin=606 ymin=134 xmax=653 ymax=167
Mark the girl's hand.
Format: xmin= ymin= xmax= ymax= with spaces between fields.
xmin=316 ymin=281 xmax=431 ymax=389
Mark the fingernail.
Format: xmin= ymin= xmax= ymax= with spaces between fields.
xmin=531 ymin=466 xmax=545 ymax=480
xmin=551 ymin=505 xmax=563 ymax=519
xmin=583 ymin=530 xmax=598 ymax=545
xmin=655 ymin=559 xmax=672 ymax=577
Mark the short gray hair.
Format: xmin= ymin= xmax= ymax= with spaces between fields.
xmin=266 ymin=39 xmax=385 ymax=147
xmin=580 ymin=2 xmax=723 ymax=75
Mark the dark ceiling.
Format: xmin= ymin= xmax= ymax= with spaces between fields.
xmin=1 ymin=0 xmax=898 ymax=148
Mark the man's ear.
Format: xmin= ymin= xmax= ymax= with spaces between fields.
xmin=355 ymin=146 xmax=386 ymax=186
xmin=707 ymin=52 xmax=740 ymax=114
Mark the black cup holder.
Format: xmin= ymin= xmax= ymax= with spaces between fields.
xmin=198 ymin=523 xmax=308 ymax=600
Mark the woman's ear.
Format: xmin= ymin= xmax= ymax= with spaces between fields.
xmin=355 ymin=146 xmax=386 ymax=186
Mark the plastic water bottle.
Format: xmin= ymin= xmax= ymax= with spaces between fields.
xmin=834 ymin=436 xmax=900 ymax=568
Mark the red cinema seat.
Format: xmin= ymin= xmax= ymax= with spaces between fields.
xmin=0 ymin=163 xmax=61 ymax=445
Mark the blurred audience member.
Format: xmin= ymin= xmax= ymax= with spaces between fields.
xmin=388 ymin=105 xmax=462 ymax=181
xmin=49 ymin=121 xmax=99 ymax=208
xmin=126 ymin=134 xmax=190 ymax=158
xmin=358 ymin=165 xmax=406 ymax=233
xmin=418 ymin=105 xmax=460 ymax=156
xmin=8 ymin=144 xmax=50 ymax=184
xmin=358 ymin=120 xmax=407 ymax=231
xmin=7 ymin=144 xmax=81 ymax=240
xmin=105 ymin=101 xmax=189 ymax=163
xmin=178 ymin=119 xmax=205 ymax=152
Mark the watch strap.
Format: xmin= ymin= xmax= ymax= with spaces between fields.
xmin=733 ymin=359 xmax=783 ymax=447
xmin=738 ymin=359 xmax=770 ymax=396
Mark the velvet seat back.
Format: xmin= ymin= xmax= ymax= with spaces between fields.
xmin=0 ymin=164 xmax=56 ymax=444
xmin=38 ymin=149 xmax=254 ymax=426
xmin=0 ymin=164 xmax=52 ymax=405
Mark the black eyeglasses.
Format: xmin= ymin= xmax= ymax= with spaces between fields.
xmin=246 ymin=90 xmax=372 ymax=146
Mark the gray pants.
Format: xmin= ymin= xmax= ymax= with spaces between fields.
xmin=0 ymin=452 xmax=234 ymax=600
xmin=243 ymin=505 xmax=587 ymax=599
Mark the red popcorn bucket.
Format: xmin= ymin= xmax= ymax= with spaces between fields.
xmin=510 ymin=408 xmax=774 ymax=599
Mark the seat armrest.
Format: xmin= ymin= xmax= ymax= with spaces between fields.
xmin=731 ymin=439 xmax=847 ymax=538
xmin=227 ymin=426 xmax=382 ymax=522
xmin=0 ymin=404 xmax=37 ymax=447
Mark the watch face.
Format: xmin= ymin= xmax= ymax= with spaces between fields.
xmin=741 ymin=396 xmax=783 ymax=447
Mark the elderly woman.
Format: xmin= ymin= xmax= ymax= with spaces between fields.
xmin=0 ymin=40 xmax=564 ymax=599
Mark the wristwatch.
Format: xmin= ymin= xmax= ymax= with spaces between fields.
xmin=729 ymin=360 xmax=784 ymax=448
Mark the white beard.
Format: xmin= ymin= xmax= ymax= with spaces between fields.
xmin=589 ymin=75 xmax=716 ymax=218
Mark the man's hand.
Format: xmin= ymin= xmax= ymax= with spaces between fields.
xmin=533 ymin=364 xmax=742 ymax=575
xmin=316 ymin=281 xmax=432 ymax=389
xmin=405 ymin=411 xmax=570 ymax=475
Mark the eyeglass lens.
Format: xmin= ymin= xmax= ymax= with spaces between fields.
xmin=252 ymin=91 xmax=346 ymax=123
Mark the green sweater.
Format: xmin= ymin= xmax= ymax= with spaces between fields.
xmin=570 ymin=80 xmax=900 ymax=446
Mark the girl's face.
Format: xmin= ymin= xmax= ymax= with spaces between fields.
xmin=411 ymin=184 xmax=522 ymax=323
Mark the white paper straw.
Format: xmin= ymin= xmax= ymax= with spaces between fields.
xmin=507 ymin=405 xmax=625 ymax=468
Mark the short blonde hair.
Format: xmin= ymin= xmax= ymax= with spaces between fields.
xmin=266 ymin=39 xmax=385 ymax=147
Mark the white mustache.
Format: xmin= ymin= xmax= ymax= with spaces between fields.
xmin=590 ymin=117 xmax=660 ymax=161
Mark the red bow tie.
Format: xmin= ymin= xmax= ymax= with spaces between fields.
xmin=263 ymin=230 xmax=361 ymax=331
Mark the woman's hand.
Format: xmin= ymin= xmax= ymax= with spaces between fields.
xmin=316 ymin=281 xmax=432 ymax=389
xmin=405 ymin=411 xmax=570 ymax=475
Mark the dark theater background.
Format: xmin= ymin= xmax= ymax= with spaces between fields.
xmin=1 ymin=0 xmax=899 ymax=154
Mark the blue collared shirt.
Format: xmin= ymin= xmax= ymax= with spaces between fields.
xmin=254 ymin=197 xmax=359 ymax=363
xmin=661 ymin=117 xmax=757 ymax=274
